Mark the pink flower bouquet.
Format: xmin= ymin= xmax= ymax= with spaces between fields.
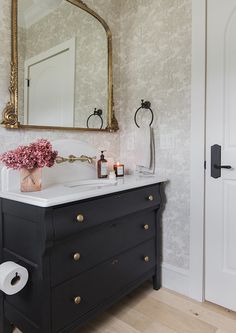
xmin=0 ymin=139 xmax=58 ymax=192
xmin=0 ymin=139 xmax=58 ymax=170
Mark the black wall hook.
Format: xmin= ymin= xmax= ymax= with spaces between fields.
xmin=134 ymin=100 xmax=154 ymax=128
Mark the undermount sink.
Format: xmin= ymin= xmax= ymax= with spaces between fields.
xmin=63 ymin=179 xmax=118 ymax=188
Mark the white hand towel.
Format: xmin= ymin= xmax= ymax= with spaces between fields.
xmin=134 ymin=126 xmax=152 ymax=169
xmin=135 ymin=127 xmax=156 ymax=175
xmin=150 ymin=127 xmax=156 ymax=172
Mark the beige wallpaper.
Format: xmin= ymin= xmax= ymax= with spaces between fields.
xmin=0 ymin=0 xmax=192 ymax=271
xmin=118 ymin=0 xmax=192 ymax=270
xmin=18 ymin=1 xmax=108 ymax=128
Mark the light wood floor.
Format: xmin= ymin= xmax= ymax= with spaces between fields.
xmin=14 ymin=282 xmax=236 ymax=333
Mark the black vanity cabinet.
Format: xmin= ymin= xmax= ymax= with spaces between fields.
xmin=0 ymin=184 xmax=163 ymax=333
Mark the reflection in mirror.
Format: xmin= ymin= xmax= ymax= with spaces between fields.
xmin=86 ymin=108 xmax=103 ymax=129
xmin=18 ymin=0 xmax=108 ymax=129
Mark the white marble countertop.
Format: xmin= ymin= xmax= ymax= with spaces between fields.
xmin=0 ymin=175 xmax=167 ymax=207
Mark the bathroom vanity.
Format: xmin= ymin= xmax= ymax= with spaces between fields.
xmin=0 ymin=176 xmax=165 ymax=333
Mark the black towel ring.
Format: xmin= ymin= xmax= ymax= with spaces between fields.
xmin=87 ymin=108 xmax=103 ymax=129
xmin=134 ymin=100 xmax=154 ymax=128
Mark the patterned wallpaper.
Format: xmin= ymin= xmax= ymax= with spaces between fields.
xmin=0 ymin=0 xmax=192 ymax=271
xmin=118 ymin=0 xmax=192 ymax=269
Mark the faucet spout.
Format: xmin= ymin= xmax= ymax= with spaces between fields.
xmin=56 ymin=155 xmax=96 ymax=164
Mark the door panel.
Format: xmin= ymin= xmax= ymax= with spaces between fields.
xmin=225 ymin=9 xmax=236 ymax=148
xmin=223 ymin=181 xmax=236 ymax=272
xmin=205 ymin=0 xmax=236 ymax=311
xmin=24 ymin=39 xmax=75 ymax=127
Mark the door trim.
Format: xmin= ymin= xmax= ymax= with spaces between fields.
xmin=189 ymin=0 xmax=207 ymax=301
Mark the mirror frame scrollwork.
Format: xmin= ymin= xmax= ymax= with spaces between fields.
xmin=1 ymin=0 xmax=119 ymax=132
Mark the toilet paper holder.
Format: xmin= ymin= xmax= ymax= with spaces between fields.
xmin=11 ymin=272 xmax=21 ymax=286
xmin=0 ymin=261 xmax=29 ymax=295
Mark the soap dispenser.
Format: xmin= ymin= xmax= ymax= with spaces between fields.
xmin=97 ymin=151 xmax=108 ymax=178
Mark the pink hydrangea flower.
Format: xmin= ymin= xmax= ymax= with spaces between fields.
xmin=0 ymin=139 xmax=58 ymax=170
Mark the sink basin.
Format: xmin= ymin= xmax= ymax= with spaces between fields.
xmin=63 ymin=179 xmax=117 ymax=188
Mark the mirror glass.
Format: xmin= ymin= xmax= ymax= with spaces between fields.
xmin=17 ymin=0 xmax=108 ymax=129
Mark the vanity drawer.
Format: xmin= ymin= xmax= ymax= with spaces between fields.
xmin=53 ymin=184 xmax=160 ymax=239
xmin=52 ymin=238 xmax=155 ymax=332
xmin=51 ymin=210 xmax=156 ymax=286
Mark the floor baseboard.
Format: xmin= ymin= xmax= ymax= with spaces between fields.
xmin=162 ymin=262 xmax=190 ymax=297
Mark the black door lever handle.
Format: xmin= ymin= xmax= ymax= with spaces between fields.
xmin=214 ymin=164 xmax=232 ymax=169
xmin=211 ymin=145 xmax=232 ymax=178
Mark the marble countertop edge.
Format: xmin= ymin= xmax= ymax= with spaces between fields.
xmin=0 ymin=175 xmax=168 ymax=207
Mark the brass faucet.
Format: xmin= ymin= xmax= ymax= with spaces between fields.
xmin=56 ymin=154 xmax=96 ymax=164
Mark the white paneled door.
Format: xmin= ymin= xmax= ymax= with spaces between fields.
xmin=24 ymin=39 xmax=75 ymax=127
xmin=205 ymin=0 xmax=236 ymax=311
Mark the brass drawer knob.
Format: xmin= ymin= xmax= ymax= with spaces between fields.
xmin=73 ymin=253 xmax=81 ymax=261
xmin=148 ymin=195 xmax=154 ymax=201
xmin=74 ymin=296 xmax=82 ymax=305
xmin=144 ymin=256 xmax=150 ymax=262
xmin=76 ymin=214 xmax=84 ymax=222
xmin=143 ymin=224 xmax=149 ymax=230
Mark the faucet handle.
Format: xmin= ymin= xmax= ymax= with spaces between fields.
xmin=55 ymin=155 xmax=96 ymax=164
xmin=87 ymin=156 xmax=97 ymax=164
xmin=80 ymin=155 xmax=97 ymax=164
xmin=55 ymin=156 xmax=67 ymax=164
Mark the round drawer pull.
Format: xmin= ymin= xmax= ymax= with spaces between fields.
xmin=148 ymin=195 xmax=154 ymax=201
xmin=112 ymin=259 xmax=119 ymax=265
xmin=73 ymin=253 xmax=81 ymax=261
xmin=143 ymin=224 xmax=149 ymax=230
xmin=74 ymin=296 xmax=82 ymax=305
xmin=76 ymin=214 xmax=84 ymax=222
xmin=144 ymin=256 xmax=150 ymax=262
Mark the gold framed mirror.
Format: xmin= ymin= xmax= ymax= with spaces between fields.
xmin=1 ymin=0 xmax=119 ymax=132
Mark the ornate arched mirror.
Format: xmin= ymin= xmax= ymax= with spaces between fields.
xmin=1 ymin=0 xmax=118 ymax=132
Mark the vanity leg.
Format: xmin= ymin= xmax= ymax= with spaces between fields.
xmin=153 ymin=274 xmax=161 ymax=291
xmin=0 ymin=318 xmax=14 ymax=333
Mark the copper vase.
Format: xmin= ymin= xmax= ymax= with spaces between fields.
xmin=20 ymin=168 xmax=42 ymax=192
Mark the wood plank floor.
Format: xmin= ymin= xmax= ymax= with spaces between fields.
xmin=14 ymin=282 xmax=236 ymax=333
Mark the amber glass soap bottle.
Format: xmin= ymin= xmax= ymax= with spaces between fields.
xmin=97 ymin=151 xmax=108 ymax=178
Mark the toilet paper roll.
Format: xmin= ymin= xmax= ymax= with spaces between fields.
xmin=0 ymin=261 xmax=29 ymax=295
